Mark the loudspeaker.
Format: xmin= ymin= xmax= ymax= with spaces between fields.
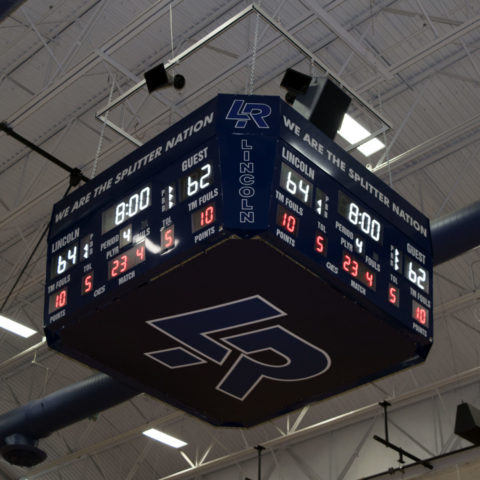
xmin=280 ymin=68 xmax=351 ymax=139
xmin=454 ymin=402 xmax=480 ymax=445
xmin=280 ymin=68 xmax=312 ymax=100
xmin=293 ymin=77 xmax=351 ymax=139
xmin=144 ymin=63 xmax=185 ymax=93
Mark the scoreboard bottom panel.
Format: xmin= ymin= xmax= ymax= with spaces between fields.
xmin=47 ymin=237 xmax=431 ymax=427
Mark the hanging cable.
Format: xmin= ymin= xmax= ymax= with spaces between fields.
xmin=92 ymin=74 xmax=116 ymax=178
xmin=248 ymin=12 xmax=260 ymax=95
xmin=169 ymin=3 xmax=175 ymax=60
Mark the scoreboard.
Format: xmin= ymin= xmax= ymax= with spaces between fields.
xmin=44 ymin=95 xmax=433 ymax=427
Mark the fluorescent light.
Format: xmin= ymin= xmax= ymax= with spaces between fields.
xmin=0 ymin=314 xmax=37 ymax=338
xmin=338 ymin=114 xmax=370 ymax=144
xmin=337 ymin=114 xmax=385 ymax=157
xmin=143 ymin=428 xmax=187 ymax=448
xmin=358 ymin=138 xmax=385 ymax=156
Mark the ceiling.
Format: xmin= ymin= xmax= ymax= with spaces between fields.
xmin=1 ymin=0 xmax=480 ymax=479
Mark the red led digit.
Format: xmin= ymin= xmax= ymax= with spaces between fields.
xmin=205 ymin=205 xmax=215 ymax=225
xmin=136 ymin=245 xmax=145 ymax=261
xmin=388 ymin=286 xmax=398 ymax=305
xmin=351 ymin=260 xmax=359 ymax=277
xmin=55 ymin=289 xmax=67 ymax=309
xmin=84 ymin=274 xmax=93 ymax=293
xmin=415 ymin=306 xmax=427 ymax=325
xmin=163 ymin=228 xmax=174 ymax=248
xmin=315 ymin=234 xmax=325 ymax=254
xmin=342 ymin=252 xmax=375 ymax=291
xmin=111 ymin=259 xmax=120 ymax=278
xmin=119 ymin=255 xmax=128 ymax=273
xmin=201 ymin=205 xmax=215 ymax=227
xmin=281 ymin=212 xmax=296 ymax=233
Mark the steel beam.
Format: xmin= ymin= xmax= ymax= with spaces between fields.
xmin=96 ymin=3 xmax=393 ymax=144
xmin=302 ymin=0 xmax=393 ymax=80
xmin=357 ymin=13 xmax=480 ymax=92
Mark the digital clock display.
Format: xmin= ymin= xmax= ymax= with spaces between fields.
xmin=102 ymin=185 xmax=151 ymax=234
xmin=338 ymin=191 xmax=383 ymax=243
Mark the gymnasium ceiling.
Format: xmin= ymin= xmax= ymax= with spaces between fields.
xmin=1 ymin=0 xmax=480 ymax=479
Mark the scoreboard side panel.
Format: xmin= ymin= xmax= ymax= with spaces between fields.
xmin=264 ymin=139 xmax=433 ymax=342
xmin=45 ymin=137 xmax=226 ymax=329
xmin=49 ymin=97 xmax=219 ymax=239
xmin=278 ymin=101 xmax=432 ymax=253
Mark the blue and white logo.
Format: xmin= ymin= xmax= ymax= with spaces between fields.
xmin=145 ymin=295 xmax=331 ymax=401
xmin=225 ymin=100 xmax=272 ymax=129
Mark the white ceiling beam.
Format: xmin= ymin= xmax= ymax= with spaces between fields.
xmin=149 ymin=366 xmax=480 ymax=480
xmin=415 ymin=0 xmax=439 ymax=37
xmin=46 ymin=0 xmax=113 ymax=85
xmin=20 ymin=6 xmax=65 ymax=76
xmin=337 ymin=418 xmax=377 ymax=480
xmin=95 ymin=4 xmax=256 ymax=120
xmin=25 ymin=411 xmax=186 ymax=479
xmin=382 ymin=7 xmax=463 ymax=26
xmin=372 ymin=111 xmax=480 ymax=178
xmin=301 ymin=0 xmax=393 ymax=80
xmin=6 ymin=0 xmax=185 ymax=126
xmin=97 ymin=2 xmax=392 ymax=144
xmin=357 ymin=13 xmax=480 ymax=92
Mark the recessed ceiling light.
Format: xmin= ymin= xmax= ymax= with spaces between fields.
xmin=358 ymin=138 xmax=385 ymax=156
xmin=0 ymin=314 xmax=37 ymax=338
xmin=142 ymin=428 xmax=187 ymax=448
xmin=337 ymin=114 xmax=385 ymax=157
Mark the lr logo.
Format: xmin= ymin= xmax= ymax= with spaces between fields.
xmin=225 ymin=100 xmax=272 ymax=129
xmin=145 ymin=295 xmax=331 ymax=401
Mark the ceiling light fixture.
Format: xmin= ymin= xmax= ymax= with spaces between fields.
xmin=337 ymin=114 xmax=385 ymax=156
xmin=0 ymin=314 xmax=37 ymax=338
xmin=142 ymin=429 xmax=187 ymax=448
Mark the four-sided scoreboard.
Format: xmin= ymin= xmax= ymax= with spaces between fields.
xmin=44 ymin=95 xmax=433 ymax=427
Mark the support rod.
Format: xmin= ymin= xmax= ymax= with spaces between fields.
xmin=373 ymin=435 xmax=433 ymax=470
xmin=0 ymin=123 xmax=89 ymax=185
xmin=255 ymin=445 xmax=265 ymax=480
xmin=379 ymin=401 xmax=390 ymax=443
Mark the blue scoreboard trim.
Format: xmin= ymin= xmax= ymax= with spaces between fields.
xmin=44 ymin=94 xmax=433 ymax=427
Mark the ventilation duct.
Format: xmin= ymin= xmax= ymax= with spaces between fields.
xmin=431 ymin=200 xmax=480 ymax=266
xmin=0 ymin=374 xmax=138 ymax=466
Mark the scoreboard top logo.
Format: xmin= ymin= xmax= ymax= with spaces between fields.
xmin=225 ymin=99 xmax=272 ymax=129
